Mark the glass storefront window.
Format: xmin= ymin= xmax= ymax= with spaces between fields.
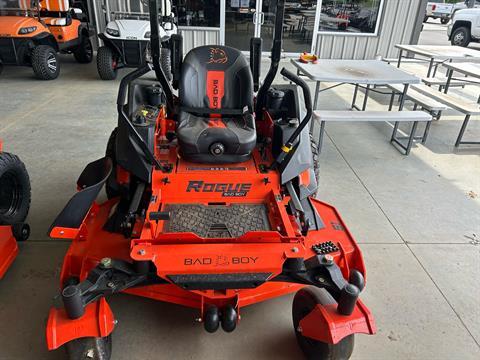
xmin=173 ymin=0 xmax=221 ymax=27
xmin=318 ymin=0 xmax=383 ymax=34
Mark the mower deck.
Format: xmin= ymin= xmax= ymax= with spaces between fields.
xmin=0 ymin=226 xmax=18 ymax=279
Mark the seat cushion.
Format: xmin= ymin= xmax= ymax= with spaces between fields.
xmin=177 ymin=111 xmax=256 ymax=164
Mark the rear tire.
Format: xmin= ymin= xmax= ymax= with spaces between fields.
xmin=97 ymin=46 xmax=118 ymax=80
xmin=65 ymin=335 xmax=112 ymax=360
xmin=31 ymin=45 xmax=60 ymax=80
xmin=293 ymin=287 xmax=354 ymax=360
xmin=451 ymin=27 xmax=471 ymax=47
xmin=160 ymin=48 xmax=172 ymax=81
xmin=441 ymin=18 xmax=450 ymax=25
xmin=74 ymin=36 xmax=93 ymax=64
xmin=0 ymin=152 xmax=31 ymax=225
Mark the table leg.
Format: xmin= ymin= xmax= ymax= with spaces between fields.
xmin=406 ymin=121 xmax=419 ymax=155
xmin=388 ymin=92 xmax=396 ymax=111
xmin=351 ymin=84 xmax=359 ymax=110
xmin=422 ymin=120 xmax=432 ymax=143
xmin=455 ymin=115 xmax=471 ymax=147
xmin=318 ymin=121 xmax=326 ymax=154
xmin=362 ymin=84 xmax=371 ymax=111
xmin=313 ymin=81 xmax=321 ymax=110
xmin=444 ymin=69 xmax=453 ymax=94
xmin=397 ymin=50 xmax=403 ymax=68
xmin=398 ymin=84 xmax=409 ymax=111
xmin=427 ymin=58 xmax=435 ymax=78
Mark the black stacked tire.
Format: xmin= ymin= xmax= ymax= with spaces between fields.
xmin=74 ymin=36 xmax=93 ymax=64
xmin=0 ymin=152 xmax=31 ymax=226
xmin=97 ymin=46 xmax=118 ymax=80
xmin=65 ymin=335 xmax=112 ymax=360
xmin=31 ymin=45 xmax=60 ymax=80
xmin=293 ymin=287 xmax=355 ymax=360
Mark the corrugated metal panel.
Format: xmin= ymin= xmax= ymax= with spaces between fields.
xmin=315 ymin=0 xmax=424 ymax=60
xmin=179 ymin=28 xmax=221 ymax=53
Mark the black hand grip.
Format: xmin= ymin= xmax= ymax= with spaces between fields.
xmin=280 ymin=68 xmax=312 ymax=114
xmin=275 ymin=68 xmax=313 ymax=163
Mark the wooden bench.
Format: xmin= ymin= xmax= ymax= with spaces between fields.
xmin=411 ymin=84 xmax=480 ymax=147
xmin=313 ymin=110 xmax=433 ymax=155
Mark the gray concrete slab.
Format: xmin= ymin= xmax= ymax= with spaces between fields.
xmin=357 ymin=244 xmax=480 ymax=360
xmin=0 ymin=242 xmax=68 ymax=360
xmin=410 ymin=244 xmax=480 ymax=344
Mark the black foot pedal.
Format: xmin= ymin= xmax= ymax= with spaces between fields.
xmin=312 ymin=241 xmax=339 ymax=255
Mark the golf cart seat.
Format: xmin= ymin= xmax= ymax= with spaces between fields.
xmin=39 ymin=0 xmax=72 ymax=26
xmin=177 ymin=46 xmax=256 ymax=164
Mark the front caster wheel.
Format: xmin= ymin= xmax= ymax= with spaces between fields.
xmin=293 ymin=287 xmax=354 ymax=360
xmin=65 ymin=335 xmax=112 ymax=360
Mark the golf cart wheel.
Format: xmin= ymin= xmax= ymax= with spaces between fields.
xmin=161 ymin=48 xmax=172 ymax=81
xmin=0 ymin=152 xmax=31 ymax=226
xmin=31 ymin=45 xmax=60 ymax=80
xmin=441 ymin=18 xmax=450 ymax=25
xmin=65 ymin=334 xmax=112 ymax=360
xmin=74 ymin=36 xmax=93 ymax=64
xmin=97 ymin=46 xmax=118 ymax=80
xmin=310 ymin=133 xmax=320 ymax=187
xmin=451 ymin=27 xmax=471 ymax=47
xmin=293 ymin=287 xmax=354 ymax=360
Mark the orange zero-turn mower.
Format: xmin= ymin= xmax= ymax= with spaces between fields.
xmin=0 ymin=140 xmax=31 ymax=279
xmin=0 ymin=0 xmax=93 ymax=80
xmin=45 ymin=0 xmax=376 ymax=359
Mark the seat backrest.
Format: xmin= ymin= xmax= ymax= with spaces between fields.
xmin=179 ymin=46 xmax=253 ymax=112
xmin=39 ymin=0 xmax=69 ymax=12
xmin=160 ymin=0 xmax=172 ymax=17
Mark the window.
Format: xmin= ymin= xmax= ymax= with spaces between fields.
xmin=318 ymin=0 xmax=384 ymax=35
xmin=173 ymin=0 xmax=221 ymax=27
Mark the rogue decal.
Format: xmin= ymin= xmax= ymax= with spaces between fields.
xmin=186 ymin=181 xmax=252 ymax=197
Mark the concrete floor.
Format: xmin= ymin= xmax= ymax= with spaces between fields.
xmin=0 ymin=23 xmax=480 ymax=360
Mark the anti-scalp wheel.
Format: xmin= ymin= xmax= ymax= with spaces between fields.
xmin=293 ymin=287 xmax=354 ymax=360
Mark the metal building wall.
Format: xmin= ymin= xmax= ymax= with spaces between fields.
xmin=315 ymin=0 xmax=427 ymax=60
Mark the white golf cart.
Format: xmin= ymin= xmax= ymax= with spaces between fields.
xmin=96 ymin=0 xmax=176 ymax=80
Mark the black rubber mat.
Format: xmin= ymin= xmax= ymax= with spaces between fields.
xmin=163 ymin=204 xmax=271 ymax=238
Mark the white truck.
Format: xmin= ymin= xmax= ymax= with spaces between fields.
xmin=425 ymin=1 xmax=454 ymax=24
xmin=448 ymin=7 xmax=480 ymax=46
xmin=425 ymin=1 xmax=480 ymax=24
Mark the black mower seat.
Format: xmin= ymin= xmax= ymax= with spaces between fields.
xmin=178 ymin=45 xmax=256 ymax=164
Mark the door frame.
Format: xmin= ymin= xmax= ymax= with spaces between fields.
xmin=220 ymin=0 xmax=321 ymax=57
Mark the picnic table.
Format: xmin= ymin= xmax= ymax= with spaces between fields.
xmin=442 ymin=62 xmax=480 ymax=94
xmin=290 ymin=59 xmax=427 ymax=155
xmin=395 ymin=45 xmax=480 ymax=77
xmin=290 ymin=59 xmax=420 ymax=111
